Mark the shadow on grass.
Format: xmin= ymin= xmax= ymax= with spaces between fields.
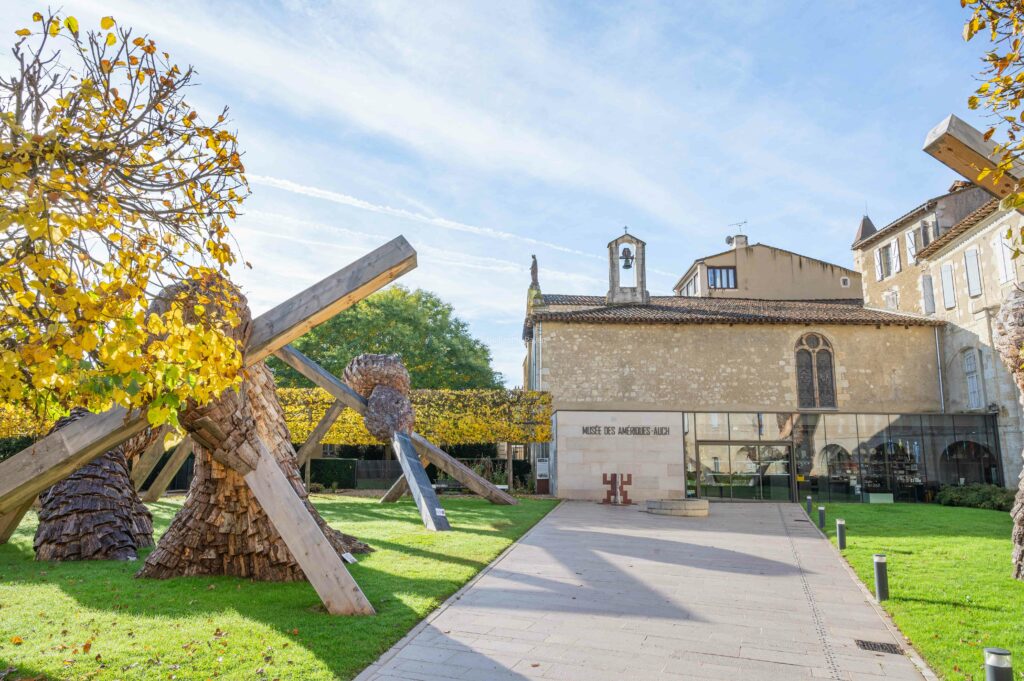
xmin=0 ymin=497 xmax=558 ymax=680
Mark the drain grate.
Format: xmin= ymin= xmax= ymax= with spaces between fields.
xmin=855 ymin=640 xmax=904 ymax=655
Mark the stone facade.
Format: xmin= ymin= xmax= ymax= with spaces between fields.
xmin=535 ymin=322 xmax=941 ymax=414
xmin=853 ymin=199 xmax=1024 ymax=484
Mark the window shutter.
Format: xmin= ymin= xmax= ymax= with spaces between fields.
xmin=874 ymin=249 xmax=883 ymax=281
xmin=941 ymin=262 xmax=956 ymax=309
xmin=965 ymin=248 xmax=982 ymax=297
xmin=921 ymin=274 xmax=935 ymax=315
xmin=998 ymin=235 xmax=1016 ymax=283
xmin=891 ymin=239 xmax=901 ymax=272
xmin=905 ymin=230 xmax=917 ymax=261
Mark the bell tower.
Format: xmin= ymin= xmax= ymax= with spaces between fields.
xmin=606 ymin=229 xmax=650 ymax=305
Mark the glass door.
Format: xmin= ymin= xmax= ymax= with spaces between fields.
xmin=696 ymin=443 xmax=793 ymax=501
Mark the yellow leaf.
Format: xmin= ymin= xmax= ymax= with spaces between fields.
xmin=100 ymin=16 xmax=115 ymax=29
xmin=63 ymin=16 xmax=79 ymax=35
xmin=32 ymin=12 xmax=42 ymax=22
xmin=15 ymin=28 xmax=30 ymax=37
xmin=10 ymin=636 xmax=23 ymax=645
xmin=48 ymin=19 xmax=59 ymax=36
xmin=106 ymin=32 xmax=116 ymax=46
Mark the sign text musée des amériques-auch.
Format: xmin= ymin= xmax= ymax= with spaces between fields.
xmin=581 ymin=425 xmax=671 ymax=436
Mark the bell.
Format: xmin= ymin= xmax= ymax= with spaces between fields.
xmin=620 ymin=247 xmax=634 ymax=270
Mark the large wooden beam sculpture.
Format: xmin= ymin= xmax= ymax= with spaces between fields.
xmin=297 ymin=401 xmax=345 ymax=467
xmin=141 ymin=435 xmax=195 ymax=503
xmin=273 ymin=345 xmax=517 ymax=506
xmin=0 ymin=237 xmax=416 ymax=616
xmin=0 ymin=237 xmax=416 ymax=534
xmin=924 ymin=114 xmax=1023 ymax=200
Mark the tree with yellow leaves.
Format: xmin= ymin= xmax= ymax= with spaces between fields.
xmin=1 ymin=10 xmax=248 ymax=427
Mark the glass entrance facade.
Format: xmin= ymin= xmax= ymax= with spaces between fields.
xmin=686 ymin=412 xmax=1001 ymax=503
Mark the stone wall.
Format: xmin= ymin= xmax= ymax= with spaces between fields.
xmin=536 ymin=322 xmax=941 ymax=414
xmin=555 ymin=411 xmax=685 ymax=502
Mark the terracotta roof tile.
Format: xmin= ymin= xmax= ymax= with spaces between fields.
xmin=523 ymin=295 xmax=939 ymax=340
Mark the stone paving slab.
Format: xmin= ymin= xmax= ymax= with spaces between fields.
xmin=355 ymin=501 xmax=932 ymax=681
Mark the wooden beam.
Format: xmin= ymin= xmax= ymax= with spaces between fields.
xmin=245 ymin=236 xmax=417 ymax=365
xmin=131 ymin=426 xmax=170 ymax=491
xmin=392 ymin=432 xmax=450 ymax=531
xmin=296 ymin=400 xmax=345 ymax=467
xmin=241 ymin=436 xmax=375 ymax=615
xmin=142 ymin=435 xmax=194 ymax=503
xmin=923 ymin=114 xmax=1020 ymax=199
xmin=0 ymin=497 xmax=35 ymax=544
xmin=380 ymin=475 xmax=408 ymax=503
xmin=273 ymin=344 xmax=517 ymax=505
xmin=411 ymin=433 xmax=517 ymax=505
xmin=0 ymin=408 xmax=148 ymax=514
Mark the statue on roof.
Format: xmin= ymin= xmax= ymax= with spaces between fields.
xmin=530 ymin=254 xmax=539 ymax=290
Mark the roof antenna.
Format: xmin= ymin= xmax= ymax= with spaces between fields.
xmin=728 ymin=220 xmax=747 ymax=234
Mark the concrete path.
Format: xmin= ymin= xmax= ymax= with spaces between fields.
xmin=356 ymin=501 xmax=930 ymax=681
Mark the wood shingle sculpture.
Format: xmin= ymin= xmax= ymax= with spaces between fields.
xmin=34 ymin=408 xmax=154 ymax=561
xmin=0 ymin=236 xmax=514 ymax=613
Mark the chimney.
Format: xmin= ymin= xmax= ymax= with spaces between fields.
xmin=731 ymin=234 xmax=748 ymax=249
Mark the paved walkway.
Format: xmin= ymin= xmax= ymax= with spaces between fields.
xmin=356 ymin=502 xmax=929 ymax=681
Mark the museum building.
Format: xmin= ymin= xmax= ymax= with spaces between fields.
xmin=522 ymin=228 xmax=1006 ymax=505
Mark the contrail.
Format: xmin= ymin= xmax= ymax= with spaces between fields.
xmin=248 ymin=174 xmax=598 ymax=259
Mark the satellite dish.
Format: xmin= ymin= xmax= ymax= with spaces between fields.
xmin=725 ymin=235 xmax=734 ymax=246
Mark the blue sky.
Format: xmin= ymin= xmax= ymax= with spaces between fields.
xmin=0 ymin=2 xmax=990 ymax=385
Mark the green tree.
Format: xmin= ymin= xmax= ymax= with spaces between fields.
xmin=268 ymin=286 xmax=502 ymax=389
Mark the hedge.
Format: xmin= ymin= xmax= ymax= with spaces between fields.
xmin=309 ymin=458 xmax=357 ymax=489
xmin=935 ymin=483 xmax=1016 ymax=512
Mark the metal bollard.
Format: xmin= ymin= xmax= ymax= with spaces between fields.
xmin=836 ymin=519 xmax=846 ymax=550
xmin=818 ymin=506 xmax=825 ymax=530
xmin=806 ymin=495 xmax=812 ymax=515
xmin=984 ymin=647 xmax=1012 ymax=681
xmin=873 ymin=554 xmax=889 ymax=602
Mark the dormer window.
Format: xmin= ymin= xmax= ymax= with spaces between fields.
xmin=707 ymin=266 xmax=737 ymax=289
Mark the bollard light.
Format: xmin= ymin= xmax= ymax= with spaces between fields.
xmin=836 ymin=519 xmax=846 ymax=550
xmin=806 ymin=495 xmax=812 ymax=515
xmin=818 ymin=506 xmax=825 ymax=530
xmin=873 ymin=553 xmax=889 ymax=602
xmin=984 ymin=647 xmax=1012 ymax=681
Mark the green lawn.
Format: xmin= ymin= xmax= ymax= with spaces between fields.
xmin=0 ymin=495 xmax=558 ymax=681
xmin=820 ymin=502 xmax=1024 ymax=681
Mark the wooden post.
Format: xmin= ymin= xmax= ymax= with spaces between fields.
xmin=923 ymin=115 xmax=1021 ymax=199
xmin=297 ymin=400 xmax=344 ymax=467
xmin=380 ymin=475 xmax=409 ymax=503
xmin=0 ymin=407 xmax=148 ymax=514
xmin=392 ymin=433 xmax=450 ymax=531
xmin=273 ymin=344 xmax=517 ymax=505
xmin=0 ymin=498 xmax=35 ymax=543
xmin=131 ymin=426 xmax=170 ymax=491
xmin=142 ymin=436 xmax=194 ymax=503
xmin=245 ymin=236 xmax=416 ymax=365
xmin=241 ymin=437 xmax=375 ymax=615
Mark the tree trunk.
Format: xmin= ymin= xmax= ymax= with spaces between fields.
xmin=991 ymin=286 xmax=1024 ymax=580
xmin=34 ymin=409 xmax=154 ymax=561
xmin=137 ymin=362 xmax=370 ymax=581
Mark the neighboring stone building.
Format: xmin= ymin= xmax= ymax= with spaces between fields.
xmin=852 ymin=186 xmax=1024 ymax=486
xmin=523 ymin=231 xmax=1002 ymax=505
xmin=674 ymin=235 xmax=863 ymax=300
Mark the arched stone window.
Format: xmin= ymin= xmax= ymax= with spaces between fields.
xmin=796 ymin=333 xmax=836 ymax=409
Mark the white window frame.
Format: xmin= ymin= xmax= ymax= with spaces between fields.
xmin=963 ymin=349 xmax=983 ymax=410
xmin=964 ymin=248 xmax=983 ymax=297
xmin=941 ymin=262 xmax=956 ymax=310
xmin=874 ymin=249 xmax=883 ymax=281
xmin=921 ymin=274 xmax=935 ymax=315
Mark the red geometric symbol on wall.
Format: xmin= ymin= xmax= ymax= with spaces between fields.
xmin=601 ymin=472 xmax=633 ymax=505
